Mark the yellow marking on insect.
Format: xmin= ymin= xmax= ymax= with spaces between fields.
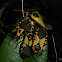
xmin=14 ymin=36 xmax=17 ymax=38
xmin=37 ymin=28 xmax=39 ymax=31
xmin=35 ymin=31 xmax=38 ymax=34
xmin=17 ymin=29 xmax=24 ymax=36
xmin=34 ymin=35 xmax=36 ymax=36
xmin=44 ymin=27 xmax=45 ymax=28
xmin=45 ymin=28 xmax=48 ymax=30
xmin=22 ymin=43 xmax=27 ymax=47
xmin=33 ymin=40 xmax=36 ymax=42
xmin=30 ymin=25 xmax=34 ymax=31
xmin=12 ymin=25 xmax=19 ymax=32
xmin=20 ymin=51 xmax=22 ymax=53
xmin=45 ymin=39 xmax=47 ymax=40
xmin=19 ymin=22 xmax=21 ymax=24
xmin=46 ymin=32 xmax=48 ymax=34
xmin=46 ymin=35 xmax=48 ymax=37
xmin=22 ymin=20 xmax=24 ymax=22
xmin=28 ymin=40 xmax=32 ymax=46
xmin=20 ymin=33 xmax=33 ymax=51
xmin=12 ymin=25 xmax=25 ymax=38
xmin=33 ymin=37 xmax=35 ymax=39
xmin=18 ymin=24 xmax=19 ymax=25
xmin=27 ymin=24 xmax=29 ymax=26
xmin=40 ymin=37 xmax=46 ymax=48
xmin=25 ymin=27 xmax=27 ymax=28
xmin=33 ymin=35 xmax=39 ymax=46
xmin=21 ymin=48 xmax=23 ymax=50
xmin=31 ymin=11 xmax=45 ymax=28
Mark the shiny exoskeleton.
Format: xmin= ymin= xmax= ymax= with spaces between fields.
xmin=12 ymin=11 xmax=48 ymax=59
xmin=12 ymin=18 xmax=30 ymax=38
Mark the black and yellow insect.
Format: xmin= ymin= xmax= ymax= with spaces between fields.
xmin=12 ymin=11 xmax=48 ymax=59
xmin=19 ymin=26 xmax=48 ymax=58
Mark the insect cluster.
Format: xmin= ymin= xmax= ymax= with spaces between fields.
xmin=12 ymin=11 xmax=48 ymax=59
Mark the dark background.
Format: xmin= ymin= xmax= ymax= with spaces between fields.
xmin=0 ymin=0 xmax=62 ymax=62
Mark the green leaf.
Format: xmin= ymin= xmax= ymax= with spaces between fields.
xmin=0 ymin=34 xmax=48 ymax=62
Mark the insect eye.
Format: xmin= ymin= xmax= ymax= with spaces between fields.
xmin=33 ymin=13 xmax=39 ymax=17
xmin=28 ymin=36 xmax=32 ymax=39
xmin=34 ymin=43 xmax=41 ymax=51
xmin=27 ymin=34 xmax=32 ymax=41
xmin=29 ymin=37 xmax=31 ymax=40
